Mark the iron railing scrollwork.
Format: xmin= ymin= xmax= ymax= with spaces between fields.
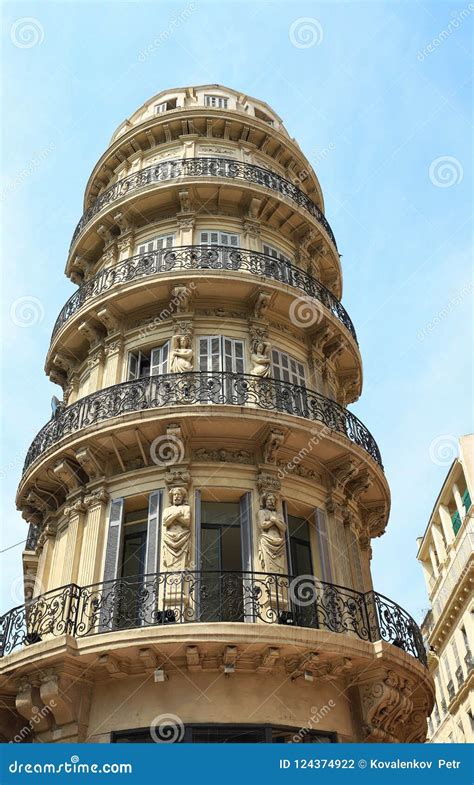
xmin=0 ymin=571 xmax=427 ymax=665
xmin=71 ymin=158 xmax=337 ymax=249
xmin=22 ymin=372 xmax=382 ymax=473
xmin=52 ymin=245 xmax=356 ymax=341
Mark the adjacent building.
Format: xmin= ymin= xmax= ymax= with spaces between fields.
xmin=0 ymin=85 xmax=433 ymax=743
xmin=418 ymin=434 xmax=473 ymax=742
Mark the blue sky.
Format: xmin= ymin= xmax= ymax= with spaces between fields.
xmin=1 ymin=0 xmax=472 ymax=619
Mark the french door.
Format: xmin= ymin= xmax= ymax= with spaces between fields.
xmin=198 ymin=336 xmax=245 ymax=403
xmin=262 ymin=243 xmax=292 ymax=284
xmin=271 ymin=349 xmax=307 ymax=416
xmin=199 ymin=231 xmax=241 ymax=269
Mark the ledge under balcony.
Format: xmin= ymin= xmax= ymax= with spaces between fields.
xmin=66 ymin=159 xmax=340 ymax=281
xmin=21 ymin=372 xmax=383 ymax=480
xmin=0 ymin=571 xmax=427 ymax=667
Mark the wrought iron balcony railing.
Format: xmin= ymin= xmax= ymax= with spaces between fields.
xmin=71 ymin=158 xmax=337 ymax=249
xmin=0 ymin=571 xmax=427 ymax=665
xmin=22 ymin=372 xmax=382 ymax=473
xmin=53 ymin=245 xmax=356 ymax=341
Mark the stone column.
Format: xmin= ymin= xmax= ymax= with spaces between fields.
xmin=439 ymin=504 xmax=455 ymax=546
xmin=61 ymin=499 xmax=87 ymax=586
xmin=78 ymin=489 xmax=110 ymax=586
xmin=102 ymin=336 xmax=124 ymax=387
xmin=452 ymin=484 xmax=465 ymax=518
xmin=431 ymin=523 xmax=447 ymax=564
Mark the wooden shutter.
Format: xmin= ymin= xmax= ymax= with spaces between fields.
xmin=102 ymin=498 xmax=124 ymax=583
xmin=128 ymin=352 xmax=139 ymax=380
xmin=145 ymin=491 xmax=162 ymax=575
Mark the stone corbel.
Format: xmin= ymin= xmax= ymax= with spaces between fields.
xmin=72 ymin=255 xmax=93 ymax=281
xmin=247 ymin=197 xmax=262 ymax=220
xmin=78 ymin=320 xmax=104 ymax=348
xmin=39 ymin=670 xmax=75 ymax=726
xmin=171 ymin=283 xmax=194 ymax=314
xmin=358 ymin=669 xmax=417 ymax=743
xmin=345 ymin=470 xmax=373 ymax=501
xmin=52 ymin=352 xmax=76 ymax=374
xmin=178 ymin=189 xmax=194 ymax=214
xmin=287 ymin=651 xmax=320 ymax=680
xmin=16 ymin=678 xmax=51 ymax=733
xmin=221 ymin=646 xmax=238 ymax=672
xmin=262 ymin=428 xmax=287 ymax=465
xmin=242 ymin=217 xmax=261 ymax=239
xmin=96 ymin=305 xmax=121 ymax=334
xmin=311 ymin=325 xmax=335 ymax=354
xmin=256 ymin=647 xmax=280 ymax=674
xmin=26 ymin=490 xmax=50 ymax=516
xmin=97 ymin=654 xmax=130 ymax=679
xmin=252 ymin=289 xmax=272 ymax=319
xmin=327 ymin=456 xmax=361 ymax=493
xmin=185 ymin=646 xmax=202 ymax=672
xmin=75 ymin=448 xmax=105 ymax=481
xmin=48 ymin=368 xmax=67 ymax=389
xmin=363 ymin=504 xmax=388 ymax=539
xmin=324 ymin=338 xmax=345 ymax=362
xmin=299 ymin=229 xmax=318 ymax=260
xmin=53 ymin=459 xmax=83 ymax=492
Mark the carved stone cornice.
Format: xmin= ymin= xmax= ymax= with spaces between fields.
xmin=256 ymin=471 xmax=281 ymax=495
xmin=193 ymin=448 xmax=253 ymax=465
xmin=83 ymin=488 xmax=109 ymax=508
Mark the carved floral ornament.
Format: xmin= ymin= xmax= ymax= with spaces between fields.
xmin=358 ymin=669 xmax=430 ymax=743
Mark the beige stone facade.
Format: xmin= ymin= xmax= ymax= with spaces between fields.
xmin=418 ymin=434 xmax=473 ymax=742
xmin=0 ymin=85 xmax=433 ymax=744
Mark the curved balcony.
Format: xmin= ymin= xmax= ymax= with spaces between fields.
xmin=23 ymin=372 xmax=382 ymax=474
xmin=0 ymin=571 xmax=427 ymax=665
xmin=70 ymin=158 xmax=337 ymax=250
xmin=53 ymin=245 xmax=356 ymax=342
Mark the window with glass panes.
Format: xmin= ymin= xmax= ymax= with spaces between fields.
xmin=137 ymin=234 xmax=174 ymax=256
xmin=198 ymin=336 xmax=244 ymax=374
xmin=262 ymin=243 xmax=292 ymax=283
xmin=271 ymin=349 xmax=306 ymax=387
xmin=127 ymin=343 xmax=169 ymax=380
xmin=204 ymin=95 xmax=228 ymax=109
xmin=200 ymin=230 xmax=240 ymax=247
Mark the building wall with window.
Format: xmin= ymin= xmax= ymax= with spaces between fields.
xmin=418 ymin=434 xmax=474 ymax=742
xmin=0 ymin=85 xmax=433 ymax=745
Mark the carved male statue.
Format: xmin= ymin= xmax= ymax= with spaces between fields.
xmin=258 ymin=492 xmax=287 ymax=574
xmin=250 ymin=341 xmax=271 ymax=377
xmin=161 ymin=487 xmax=191 ymax=570
xmin=170 ymin=334 xmax=194 ymax=373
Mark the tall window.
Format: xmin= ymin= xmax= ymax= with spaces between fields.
xmin=262 ymin=242 xmax=292 ymax=283
xmin=128 ymin=343 xmax=169 ymax=380
xmin=205 ymin=95 xmax=228 ymax=109
xmin=200 ymin=501 xmax=244 ymax=622
xmin=271 ymin=349 xmax=305 ymax=387
xmin=116 ymin=508 xmax=148 ymax=628
xmin=199 ymin=336 xmax=244 ymax=374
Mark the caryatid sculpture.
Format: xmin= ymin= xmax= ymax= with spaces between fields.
xmin=170 ymin=334 xmax=194 ymax=373
xmin=161 ymin=486 xmax=192 ymax=570
xmin=257 ymin=492 xmax=287 ymax=574
xmin=250 ymin=340 xmax=271 ymax=378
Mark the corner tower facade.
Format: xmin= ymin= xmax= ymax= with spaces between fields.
xmin=1 ymin=85 xmax=433 ymax=743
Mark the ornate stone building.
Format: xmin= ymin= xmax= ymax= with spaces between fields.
xmin=418 ymin=434 xmax=473 ymax=742
xmin=0 ymin=85 xmax=433 ymax=743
